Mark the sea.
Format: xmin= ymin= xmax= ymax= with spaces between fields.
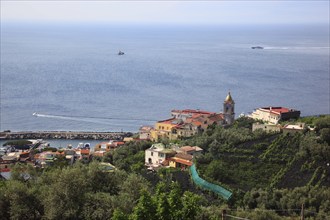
xmin=1 ymin=23 xmax=329 ymax=133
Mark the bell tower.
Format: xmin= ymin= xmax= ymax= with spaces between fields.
xmin=223 ymin=92 xmax=235 ymax=125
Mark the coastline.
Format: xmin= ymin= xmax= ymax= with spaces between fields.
xmin=0 ymin=131 xmax=133 ymax=140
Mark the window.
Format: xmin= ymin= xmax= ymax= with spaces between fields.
xmin=159 ymin=153 xmax=164 ymax=157
xmin=151 ymin=152 xmax=153 ymax=156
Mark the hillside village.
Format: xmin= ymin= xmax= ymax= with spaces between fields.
xmin=0 ymin=92 xmax=311 ymax=176
xmin=0 ymin=92 xmax=329 ymax=219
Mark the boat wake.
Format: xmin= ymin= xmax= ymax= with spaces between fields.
xmin=32 ymin=112 xmax=155 ymax=127
xmin=263 ymin=46 xmax=330 ymax=50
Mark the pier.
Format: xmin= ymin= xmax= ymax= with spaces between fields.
xmin=0 ymin=131 xmax=133 ymax=140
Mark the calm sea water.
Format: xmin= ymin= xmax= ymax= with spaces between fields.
xmin=1 ymin=23 xmax=329 ymax=132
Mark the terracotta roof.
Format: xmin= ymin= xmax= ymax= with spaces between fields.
xmin=139 ymin=126 xmax=153 ymax=131
xmin=170 ymin=157 xmax=193 ymax=166
xmin=171 ymin=109 xmax=215 ymax=115
xmin=157 ymin=118 xmax=183 ymax=125
xmin=180 ymin=146 xmax=203 ymax=153
xmin=192 ymin=121 xmax=202 ymax=126
xmin=208 ymin=113 xmax=224 ymax=121
xmin=80 ymin=149 xmax=90 ymax=155
xmin=175 ymin=153 xmax=193 ymax=160
xmin=93 ymin=151 xmax=105 ymax=157
xmin=260 ymin=107 xmax=297 ymax=115
xmin=180 ymin=146 xmax=196 ymax=152
xmin=160 ymin=149 xmax=176 ymax=155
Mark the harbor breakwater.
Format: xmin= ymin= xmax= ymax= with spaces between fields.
xmin=0 ymin=131 xmax=133 ymax=140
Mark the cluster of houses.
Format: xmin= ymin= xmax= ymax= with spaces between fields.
xmin=145 ymin=143 xmax=203 ymax=170
xmin=1 ymin=91 xmax=308 ymax=179
xmin=139 ymin=92 xmax=304 ymax=140
xmin=139 ymin=92 xmax=236 ymax=141
xmin=0 ymin=140 xmax=125 ymax=180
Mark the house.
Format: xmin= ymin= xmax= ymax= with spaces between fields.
xmin=250 ymin=107 xmax=300 ymax=124
xmin=94 ymin=140 xmax=124 ymax=152
xmin=252 ymin=123 xmax=281 ymax=133
xmin=75 ymin=149 xmax=91 ymax=162
xmin=171 ymin=109 xmax=216 ymax=121
xmin=145 ymin=143 xmax=176 ymax=167
xmin=37 ymin=151 xmax=57 ymax=167
xmin=147 ymin=92 xmax=235 ymax=141
xmin=145 ymin=144 xmax=203 ymax=170
xmin=282 ymin=123 xmax=305 ymax=134
xmin=169 ymin=153 xmax=193 ymax=169
xmin=150 ymin=118 xmax=183 ymax=141
xmin=139 ymin=126 xmax=154 ymax=140
xmin=1 ymin=152 xmax=20 ymax=164
xmin=172 ymin=122 xmax=200 ymax=139
xmin=178 ymin=146 xmax=203 ymax=156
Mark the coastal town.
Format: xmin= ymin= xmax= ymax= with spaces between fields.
xmin=0 ymin=92 xmax=329 ymax=219
xmin=1 ymin=92 xmax=306 ymax=178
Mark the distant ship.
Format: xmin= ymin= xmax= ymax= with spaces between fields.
xmin=118 ymin=50 xmax=125 ymax=55
xmin=251 ymin=46 xmax=264 ymax=49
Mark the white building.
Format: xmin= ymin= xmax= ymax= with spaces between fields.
xmin=250 ymin=107 xmax=300 ymax=124
xmin=145 ymin=143 xmax=176 ymax=167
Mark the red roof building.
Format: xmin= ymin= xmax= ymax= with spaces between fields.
xmin=250 ymin=107 xmax=300 ymax=124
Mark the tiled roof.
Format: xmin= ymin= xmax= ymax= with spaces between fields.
xmin=192 ymin=121 xmax=202 ymax=126
xmin=157 ymin=118 xmax=183 ymax=125
xmin=170 ymin=157 xmax=193 ymax=166
xmin=260 ymin=107 xmax=297 ymax=115
xmin=208 ymin=113 xmax=224 ymax=121
xmin=175 ymin=153 xmax=193 ymax=160
xmin=171 ymin=109 xmax=216 ymax=115
xmin=80 ymin=149 xmax=90 ymax=155
xmin=180 ymin=146 xmax=203 ymax=153
xmin=139 ymin=126 xmax=153 ymax=132
xmin=181 ymin=146 xmax=195 ymax=152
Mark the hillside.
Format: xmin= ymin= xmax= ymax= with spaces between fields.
xmin=185 ymin=116 xmax=330 ymax=192
xmin=1 ymin=116 xmax=329 ymax=219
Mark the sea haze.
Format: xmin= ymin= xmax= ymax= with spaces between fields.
xmin=1 ymin=23 xmax=329 ymax=132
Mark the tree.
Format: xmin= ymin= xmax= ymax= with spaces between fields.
xmin=156 ymin=193 xmax=171 ymax=220
xmin=39 ymin=165 xmax=89 ymax=219
xmin=168 ymin=182 xmax=183 ymax=220
xmin=130 ymin=190 xmax=156 ymax=220
xmin=81 ymin=192 xmax=113 ymax=220
xmin=181 ymin=192 xmax=201 ymax=220
xmin=112 ymin=209 xmax=127 ymax=220
xmin=112 ymin=173 xmax=150 ymax=214
xmin=320 ymin=128 xmax=330 ymax=145
xmin=4 ymin=181 xmax=43 ymax=219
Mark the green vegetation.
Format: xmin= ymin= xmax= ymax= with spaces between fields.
xmin=1 ymin=116 xmax=329 ymax=219
xmin=3 ymin=140 xmax=32 ymax=146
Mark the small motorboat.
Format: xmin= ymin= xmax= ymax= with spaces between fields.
xmin=251 ymin=46 xmax=264 ymax=49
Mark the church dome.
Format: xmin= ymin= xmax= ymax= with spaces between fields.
xmin=224 ymin=92 xmax=235 ymax=103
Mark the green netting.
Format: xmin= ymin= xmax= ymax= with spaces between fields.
xmin=189 ymin=164 xmax=232 ymax=200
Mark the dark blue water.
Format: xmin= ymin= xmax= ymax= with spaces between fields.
xmin=1 ymin=23 xmax=329 ymax=132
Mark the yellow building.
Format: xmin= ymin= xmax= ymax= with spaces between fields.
xmin=150 ymin=118 xmax=182 ymax=141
